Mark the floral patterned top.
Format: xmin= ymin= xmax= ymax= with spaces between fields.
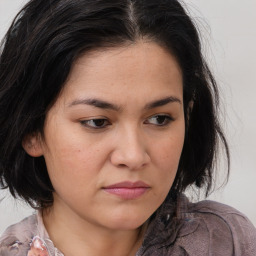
xmin=1 ymin=194 xmax=256 ymax=255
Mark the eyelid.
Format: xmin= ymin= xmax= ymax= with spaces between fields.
xmin=144 ymin=114 xmax=174 ymax=126
xmin=79 ymin=113 xmax=174 ymax=130
xmin=80 ymin=118 xmax=111 ymax=129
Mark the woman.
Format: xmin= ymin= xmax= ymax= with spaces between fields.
xmin=0 ymin=0 xmax=255 ymax=255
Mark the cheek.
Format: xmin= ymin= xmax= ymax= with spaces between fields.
xmin=156 ymin=131 xmax=184 ymax=165
xmin=152 ymin=131 xmax=184 ymax=188
xmin=43 ymin=136 xmax=106 ymax=190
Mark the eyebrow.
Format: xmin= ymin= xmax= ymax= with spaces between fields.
xmin=144 ymin=96 xmax=182 ymax=109
xmin=68 ymin=96 xmax=181 ymax=111
xmin=68 ymin=98 xmax=120 ymax=111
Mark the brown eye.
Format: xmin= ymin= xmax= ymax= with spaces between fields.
xmin=80 ymin=119 xmax=110 ymax=129
xmin=145 ymin=115 xmax=173 ymax=126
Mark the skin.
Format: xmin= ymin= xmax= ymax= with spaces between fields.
xmin=24 ymin=41 xmax=185 ymax=256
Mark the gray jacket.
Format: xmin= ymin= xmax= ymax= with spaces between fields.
xmin=1 ymin=194 xmax=256 ymax=255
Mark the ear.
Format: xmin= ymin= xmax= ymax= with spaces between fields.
xmin=22 ymin=133 xmax=43 ymax=157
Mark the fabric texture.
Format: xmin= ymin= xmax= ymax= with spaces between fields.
xmin=0 ymin=194 xmax=256 ymax=255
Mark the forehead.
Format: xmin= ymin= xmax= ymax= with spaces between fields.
xmin=59 ymin=41 xmax=183 ymax=107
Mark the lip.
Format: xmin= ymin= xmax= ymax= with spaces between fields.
xmin=103 ymin=181 xmax=150 ymax=200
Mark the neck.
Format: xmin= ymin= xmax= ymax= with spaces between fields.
xmin=42 ymin=202 xmax=146 ymax=256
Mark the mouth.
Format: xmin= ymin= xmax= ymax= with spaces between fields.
xmin=102 ymin=181 xmax=150 ymax=200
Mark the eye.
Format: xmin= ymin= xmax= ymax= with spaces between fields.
xmin=80 ymin=118 xmax=110 ymax=129
xmin=145 ymin=114 xmax=173 ymax=126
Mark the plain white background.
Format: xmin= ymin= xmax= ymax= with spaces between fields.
xmin=0 ymin=0 xmax=255 ymax=234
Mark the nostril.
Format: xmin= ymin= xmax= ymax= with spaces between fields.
xmin=110 ymin=138 xmax=150 ymax=170
xmin=118 ymin=164 xmax=127 ymax=168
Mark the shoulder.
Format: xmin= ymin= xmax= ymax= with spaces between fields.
xmin=0 ymin=214 xmax=37 ymax=242
xmin=0 ymin=214 xmax=45 ymax=256
xmin=0 ymin=214 xmax=37 ymax=255
xmin=174 ymin=195 xmax=256 ymax=255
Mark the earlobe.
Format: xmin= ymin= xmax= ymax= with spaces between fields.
xmin=22 ymin=133 xmax=43 ymax=157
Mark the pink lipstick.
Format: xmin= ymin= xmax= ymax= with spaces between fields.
xmin=103 ymin=181 xmax=150 ymax=200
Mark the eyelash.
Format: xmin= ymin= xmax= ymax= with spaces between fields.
xmin=80 ymin=119 xmax=111 ymax=129
xmin=79 ymin=114 xmax=174 ymax=129
xmin=145 ymin=114 xmax=174 ymax=126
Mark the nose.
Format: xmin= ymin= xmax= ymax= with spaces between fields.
xmin=110 ymin=127 xmax=150 ymax=170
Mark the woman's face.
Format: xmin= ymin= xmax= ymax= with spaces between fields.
xmin=37 ymin=41 xmax=185 ymax=230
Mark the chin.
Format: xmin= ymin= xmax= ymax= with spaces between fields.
xmin=103 ymin=211 xmax=151 ymax=231
xmin=107 ymin=220 xmax=146 ymax=231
